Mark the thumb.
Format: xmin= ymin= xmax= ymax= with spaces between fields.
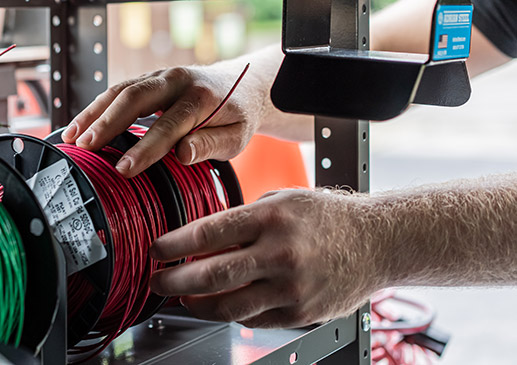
xmin=175 ymin=123 xmax=249 ymax=165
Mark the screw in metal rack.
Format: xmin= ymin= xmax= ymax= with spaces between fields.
xmin=361 ymin=312 xmax=371 ymax=332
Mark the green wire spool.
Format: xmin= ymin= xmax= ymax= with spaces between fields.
xmin=0 ymin=191 xmax=27 ymax=347
xmin=0 ymin=157 xmax=60 ymax=353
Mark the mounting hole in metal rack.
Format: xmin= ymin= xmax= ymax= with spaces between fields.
xmin=54 ymin=97 xmax=62 ymax=109
xmin=94 ymin=70 xmax=103 ymax=82
xmin=322 ymin=127 xmax=332 ymax=139
xmin=322 ymin=158 xmax=332 ymax=169
xmin=52 ymin=15 xmax=60 ymax=27
xmin=93 ymin=42 xmax=103 ymax=54
xmin=92 ymin=14 xmax=103 ymax=27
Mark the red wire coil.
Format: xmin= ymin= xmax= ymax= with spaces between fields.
xmin=56 ymin=130 xmax=231 ymax=360
xmin=371 ymin=290 xmax=440 ymax=365
xmin=60 ymin=145 xmax=167 ymax=357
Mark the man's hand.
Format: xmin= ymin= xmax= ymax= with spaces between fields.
xmin=149 ymin=189 xmax=382 ymax=328
xmin=61 ymin=64 xmax=258 ymax=178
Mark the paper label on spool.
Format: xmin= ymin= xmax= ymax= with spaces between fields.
xmin=27 ymin=159 xmax=107 ymax=275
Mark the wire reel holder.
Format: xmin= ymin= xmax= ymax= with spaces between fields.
xmin=271 ymin=0 xmax=473 ymax=121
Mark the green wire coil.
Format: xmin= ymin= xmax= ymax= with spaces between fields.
xmin=0 ymin=200 xmax=27 ymax=347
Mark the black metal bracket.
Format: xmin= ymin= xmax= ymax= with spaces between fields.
xmin=271 ymin=0 xmax=473 ymax=121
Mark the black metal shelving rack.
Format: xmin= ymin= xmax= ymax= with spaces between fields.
xmin=0 ymin=0 xmax=375 ymax=363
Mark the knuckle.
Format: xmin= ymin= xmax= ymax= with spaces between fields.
xmin=226 ymin=256 xmax=257 ymax=282
xmin=193 ymin=133 xmax=217 ymax=159
xmin=198 ymin=262 xmax=222 ymax=290
xmin=262 ymin=204 xmax=286 ymax=227
xmin=191 ymin=223 xmax=212 ymax=251
xmin=189 ymin=84 xmax=214 ymax=103
xmin=175 ymin=98 xmax=199 ymax=118
xmin=106 ymin=82 xmax=127 ymax=96
xmin=274 ymin=245 xmax=301 ymax=272
xmin=152 ymin=117 xmax=177 ymax=137
xmin=90 ymin=117 xmax=111 ymax=133
xmin=152 ymin=271 xmax=172 ymax=296
xmin=164 ymin=66 xmax=191 ymax=82
xmin=121 ymin=84 xmax=144 ymax=101
xmin=197 ymin=256 xmax=257 ymax=292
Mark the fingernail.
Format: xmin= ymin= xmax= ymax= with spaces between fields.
xmin=179 ymin=297 xmax=187 ymax=308
xmin=62 ymin=122 xmax=77 ymax=140
xmin=148 ymin=243 xmax=157 ymax=259
xmin=116 ymin=156 xmax=132 ymax=174
xmin=76 ymin=130 xmax=93 ymax=146
xmin=189 ymin=142 xmax=196 ymax=164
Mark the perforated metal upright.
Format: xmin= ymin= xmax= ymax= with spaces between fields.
xmin=1 ymin=1 xmax=372 ymax=364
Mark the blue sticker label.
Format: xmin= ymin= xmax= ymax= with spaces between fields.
xmin=432 ymin=4 xmax=473 ymax=61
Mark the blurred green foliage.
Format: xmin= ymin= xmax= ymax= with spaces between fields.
xmin=372 ymin=0 xmax=398 ymax=12
xmin=246 ymin=0 xmax=399 ymax=22
xmin=248 ymin=0 xmax=283 ymax=21
xmin=244 ymin=0 xmax=399 ymax=32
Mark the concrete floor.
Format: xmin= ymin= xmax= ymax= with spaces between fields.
xmin=369 ymin=60 xmax=517 ymax=364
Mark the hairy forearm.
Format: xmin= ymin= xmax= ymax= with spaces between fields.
xmin=344 ymin=174 xmax=517 ymax=289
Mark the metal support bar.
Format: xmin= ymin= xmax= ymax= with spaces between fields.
xmin=50 ymin=4 xmax=71 ymax=130
xmin=313 ymin=1 xmax=371 ymax=363
xmin=67 ymin=5 xmax=108 ymax=123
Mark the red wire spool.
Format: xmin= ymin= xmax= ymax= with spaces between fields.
xmin=45 ymin=127 xmax=243 ymax=360
xmin=59 ymin=144 xmax=167 ymax=357
xmin=44 ymin=130 xmax=184 ymax=358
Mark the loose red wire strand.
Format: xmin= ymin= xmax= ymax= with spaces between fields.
xmin=0 ymin=44 xmax=16 ymax=58
xmin=189 ymin=63 xmax=250 ymax=134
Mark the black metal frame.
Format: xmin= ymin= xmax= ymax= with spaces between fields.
xmin=1 ymin=1 xmax=372 ymax=364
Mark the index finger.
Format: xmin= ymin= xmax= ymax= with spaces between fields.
xmin=150 ymin=204 xmax=262 ymax=263
xmin=73 ymin=76 xmax=186 ymax=152
xmin=62 ymin=76 xmax=147 ymax=143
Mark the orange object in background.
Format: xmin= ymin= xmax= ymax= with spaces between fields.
xmin=230 ymin=135 xmax=309 ymax=204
